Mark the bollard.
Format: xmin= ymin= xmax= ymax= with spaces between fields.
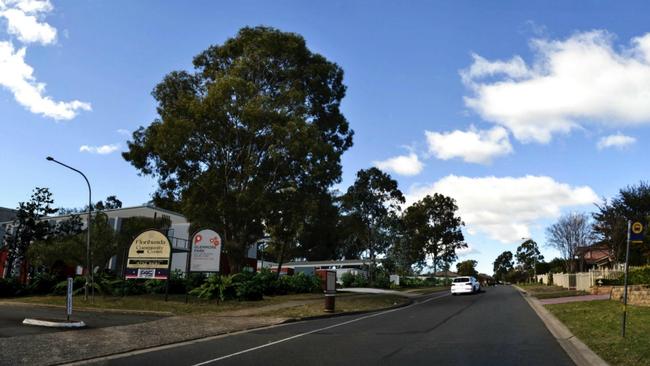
xmin=324 ymin=291 xmax=336 ymax=312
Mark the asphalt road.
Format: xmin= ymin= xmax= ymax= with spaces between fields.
xmin=98 ymin=286 xmax=574 ymax=366
xmin=0 ymin=303 xmax=162 ymax=337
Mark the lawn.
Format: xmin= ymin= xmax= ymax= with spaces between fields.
xmin=517 ymin=284 xmax=588 ymax=299
xmin=261 ymin=294 xmax=409 ymax=318
xmin=546 ymin=300 xmax=650 ymax=366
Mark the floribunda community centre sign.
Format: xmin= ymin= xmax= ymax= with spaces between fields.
xmin=125 ymin=230 xmax=172 ymax=279
xmin=190 ymin=229 xmax=222 ymax=272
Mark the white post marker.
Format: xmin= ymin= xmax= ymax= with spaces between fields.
xmin=66 ymin=277 xmax=73 ymax=322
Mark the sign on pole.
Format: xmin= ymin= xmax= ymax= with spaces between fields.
xmin=66 ymin=277 xmax=73 ymax=321
xmin=630 ymin=221 xmax=645 ymax=243
xmin=190 ymin=229 xmax=222 ymax=272
xmin=125 ymin=230 xmax=172 ymax=280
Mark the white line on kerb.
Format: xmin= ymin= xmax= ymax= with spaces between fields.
xmin=191 ymin=292 xmax=449 ymax=366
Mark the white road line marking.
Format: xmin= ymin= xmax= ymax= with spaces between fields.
xmin=191 ymin=292 xmax=450 ymax=366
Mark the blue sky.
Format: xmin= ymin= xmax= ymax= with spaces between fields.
xmin=2 ymin=0 xmax=650 ymax=273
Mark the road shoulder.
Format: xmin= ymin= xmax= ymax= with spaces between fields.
xmin=513 ymin=285 xmax=609 ymax=366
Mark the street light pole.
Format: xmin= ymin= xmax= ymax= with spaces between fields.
xmin=46 ymin=156 xmax=92 ymax=301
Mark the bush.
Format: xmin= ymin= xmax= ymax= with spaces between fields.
xmin=189 ymin=274 xmax=234 ymax=301
xmin=629 ymin=266 xmax=650 ymax=285
xmin=341 ymin=272 xmax=355 ymax=287
xmin=28 ymin=272 xmax=60 ymax=295
xmin=598 ymin=278 xmax=622 ymax=286
xmin=400 ymin=277 xmax=437 ymax=288
xmin=0 ymin=277 xmax=24 ymax=297
xmin=372 ymin=272 xmax=390 ymax=289
xmin=52 ymin=276 xmax=86 ymax=295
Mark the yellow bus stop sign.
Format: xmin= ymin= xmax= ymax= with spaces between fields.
xmin=631 ymin=222 xmax=644 ymax=243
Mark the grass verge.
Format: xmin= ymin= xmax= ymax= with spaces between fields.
xmin=546 ymin=300 xmax=650 ymax=366
xmin=4 ymin=292 xmax=342 ymax=315
xmin=518 ymin=284 xmax=588 ymax=299
xmin=398 ymin=286 xmax=447 ymax=295
xmin=260 ymin=294 xmax=409 ymax=319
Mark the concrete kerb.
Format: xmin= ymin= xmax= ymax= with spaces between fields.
xmin=512 ymin=285 xmax=609 ymax=366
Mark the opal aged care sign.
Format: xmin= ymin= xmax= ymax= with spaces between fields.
xmin=125 ymin=230 xmax=172 ymax=279
xmin=190 ymin=229 xmax=222 ymax=272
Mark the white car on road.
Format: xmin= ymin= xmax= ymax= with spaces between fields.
xmin=451 ymin=276 xmax=480 ymax=295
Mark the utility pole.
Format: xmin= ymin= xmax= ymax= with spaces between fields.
xmin=621 ymin=220 xmax=631 ymax=337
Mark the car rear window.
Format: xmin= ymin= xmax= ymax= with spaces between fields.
xmin=453 ymin=277 xmax=470 ymax=283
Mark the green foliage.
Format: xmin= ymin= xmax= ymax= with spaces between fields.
xmin=339 ymin=272 xmax=369 ymax=288
xmin=400 ymin=277 xmax=438 ymax=288
xmin=122 ymin=26 xmax=354 ymax=270
xmin=0 ymin=277 xmax=25 ymax=297
xmin=27 ymin=272 xmax=60 ymax=295
xmin=402 ymin=193 xmax=465 ymax=277
xmin=515 ymin=239 xmax=543 ymax=276
xmin=598 ymin=278 xmax=622 ymax=286
xmin=340 ymin=272 xmax=355 ymax=287
xmin=341 ymin=168 xmax=405 ymax=263
xmin=4 ymin=187 xmax=58 ymax=277
xmin=629 ymin=266 xmax=650 ymax=285
xmin=456 ymin=260 xmax=479 ymax=277
xmin=493 ymin=251 xmax=514 ymax=281
xmin=372 ymin=271 xmax=391 ymax=289
xmin=52 ymin=276 xmax=86 ymax=295
xmin=189 ymin=274 xmax=234 ymax=301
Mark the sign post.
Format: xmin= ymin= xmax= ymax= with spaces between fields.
xmin=125 ymin=230 xmax=172 ymax=300
xmin=622 ymin=220 xmax=644 ymax=337
xmin=66 ymin=277 xmax=73 ymax=322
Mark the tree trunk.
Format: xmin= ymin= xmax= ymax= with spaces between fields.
xmin=275 ymin=241 xmax=286 ymax=280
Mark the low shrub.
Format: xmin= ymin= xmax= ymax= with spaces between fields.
xmin=629 ymin=266 xmax=650 ymax=285
xmin=28 ymin=272 xmax=60 ymax=295
xmin=189 ymin=274 xmax=234 ymax=301
xmin=52 ymin=276 xmax=86 ymax=295
xmin=0 ymin=277 xmax=24 ymax=297
xmin=598 ymin=278 xmax=622 ymax=286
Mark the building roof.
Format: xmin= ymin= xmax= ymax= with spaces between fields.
xmin=0 ymin=207 xmax=17 ymax=223
xmin=284 ymin=259 xmax=371 ymax=268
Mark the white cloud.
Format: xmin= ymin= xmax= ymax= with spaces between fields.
xmin=0 ymin=7 xmax=56 ymax=45
xmin=406 ymin=175 xmax=598 ymax=243
xmin=456 ymin=245 xmax=480 ymax=258
xmin=116 ymin=129 xmax=130 ymax=136
xmin=425 ymin=126 xmax=513 ymax=164
xmin=597 ymin=133 xmax=636 ymax=150
xmin=374 ymin=152 xmax=424 ymax=176
xmin=79 ymin=144 xmax=120 ymax=155
xmin=0 ymin=42 xmax=91 ymax=119
xmin=463 ymin=30 xmax=650 ymax=143
xmin=0 ymin=1 xmax=90 ymax=120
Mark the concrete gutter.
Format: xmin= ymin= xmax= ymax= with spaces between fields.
xmin=513 ymin=285 xmax=609 ymax=366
